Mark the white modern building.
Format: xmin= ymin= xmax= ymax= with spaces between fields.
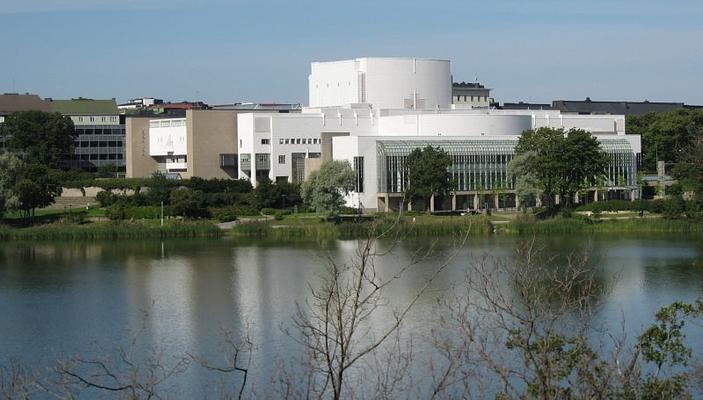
xmin=237 ymin=57 xmax=641 ymax=212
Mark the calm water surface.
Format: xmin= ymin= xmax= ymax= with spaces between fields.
xmin=1 ymin=235 xmax=701 ymax=397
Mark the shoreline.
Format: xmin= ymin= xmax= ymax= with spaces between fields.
xmin=1 ymin=215 xmax=701 ymax=242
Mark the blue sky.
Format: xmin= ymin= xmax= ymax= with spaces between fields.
xmin=1 ymin=0 xmax=702 ymax=105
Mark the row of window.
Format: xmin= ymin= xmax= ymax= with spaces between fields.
xmin=454 ymin=96 xmax=488 ymax=102
xmin=76 ymin=128 xmax=125 ymax=136
xmin=278 ymin=138 xmax=319 ymax=145
xmin=75 ymin=116 xmax=119 ymax=123
xmin=71 ymin=153 xmax=124 ymax=160
xmin=454 ymin=95 xmax=488 ymax=102
xmin=73 ymin=141 xmax=124 ymax=148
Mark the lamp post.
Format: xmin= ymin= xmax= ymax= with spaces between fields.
xmin=282 ymin=194 xmax=287 ymax=210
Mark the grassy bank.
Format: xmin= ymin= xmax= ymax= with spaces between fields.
xmin=0 ymin=220 xmax=222 ymax=241
xmin=230 ymin=214 xmax=494 ymax=240
xmin=501 ymin=216 xmax=703 ymax=235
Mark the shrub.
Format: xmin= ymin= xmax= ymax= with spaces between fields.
xmin=210 ymin=207 xmax=238 ymax=222
xmin=170 ymin=189 xmax=206 ymax=218
xmin=663 ymin=196 xmax=686 ymax=219
xmin=95 ymin=190 xmax=118 ymax=207
xmin=106 ymin=205 xmax=167 ymax=220
xmin=274 ymin=211 xmax=285 ymax=221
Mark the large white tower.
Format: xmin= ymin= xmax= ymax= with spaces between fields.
xmin=308 ymin=57 xmax=452 ymax=110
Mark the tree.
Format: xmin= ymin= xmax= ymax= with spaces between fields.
xmin=405 ymin=146 xmax=451 ymax=211
xmin=254 ymin=178 xmax=302 ymax=210
xmin=672 ymin=136 xmax=703 ymax=198
xmin=511 ymin=127 xmax=608 ymax=210
xmin=14 ymin=163 xmax=62 ymax=218
xmin=253 ymin=177 xmax=277 ymax=209
xmin=429 ymin=240 xmax=703 ymax=399
xmin=0 ymin=153 xmax=24 ymax=218
xmin=0 ymin=110 xmax=77 ymax=169
xmin=97 ymin=163 xmax=118 ymax=178
xmin=627 ymin=109 xmax=703 ymax=172
xmin=508 ymin=151 xmax=543 ymax=210
xmin=145 ymin=171 xmax=173 ymax=205
xmin=170 ymin=188 xmax=204 ymax=218
xmin=301 ymin=160 xmax=355 ymax=214
xmin=282 ymin=221 xmax=469 ymax=400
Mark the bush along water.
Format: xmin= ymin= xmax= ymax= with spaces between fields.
xmin=0 ymin=220 xmax=222 ymax=241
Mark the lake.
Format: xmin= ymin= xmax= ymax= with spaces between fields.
xmin=1 ymin=234 xmax=701 ymax=398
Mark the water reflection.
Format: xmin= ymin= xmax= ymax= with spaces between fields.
xmin=0 ymin=235 xmax=701 ymax=396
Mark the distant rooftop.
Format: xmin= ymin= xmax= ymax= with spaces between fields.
xmin=210 ymin=102 xmax=302 ymax=111
xmin=0 ymin=93 xmax=51 ymax=113
xmin=498 ymin=98 xmax=703 ymax=115
xmin=452 ymin=82 xmax=486 ymax=89
xmin=500 ymin=102 xmax=553 ymax=110
xmin=49 ymin=98 xmax=118 ymax=115
xmin=552 ymin=98 xmax=688 ymax=115
xmin=149 ymin=101 xmax=209 ymax=110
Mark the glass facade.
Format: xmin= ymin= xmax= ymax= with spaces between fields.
xmin=376 ymin=139 xmax=638 ymax=193
xmin=70 ymin=125 xmax=126 ymax=170
xmin=0 ymin=123 xmax=126 ymax=171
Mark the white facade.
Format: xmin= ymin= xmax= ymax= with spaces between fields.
xmin=236 ymin=56 xmax=641 ymax=210
xmin=148 ymin=118 xmax=188 ymax=172
xmin=309 ymin=57 xmax=451 ymax=110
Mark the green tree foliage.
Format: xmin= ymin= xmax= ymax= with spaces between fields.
xmin=254 ymin=178 xmax=303 ymax=210
xmin=145 ymin=171 xmax=173 ymax=205
xmin=188 ymin=177 xmax=253 ymax=194
xmin=170 ymin=188 xmax=204 ymax=218
xmin=0 ymin=153 xmax=24 ymax=218
xmin=13 ymin=163 xmax=62 ymax=217
xmin=507 ymin=151 xmax=543 ymax=209
xmin=672 ymin=136 xmax=703 ymax=197
xmin=253 ymin=177 xmax=277 ymax=209
xmin=405 ymin=146 xmax=452 ymax=210
xmin=0 ymin=110 xmax=77 ymax=169
xmin=301 ymin=160 xmax=355 ymax=214
xmin=627 ymin=109 xmax=703 ymax=172
xmin=512 ymin=127 xmax=608 ymax=209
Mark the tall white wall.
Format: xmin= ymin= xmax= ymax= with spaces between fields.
xmin=309 ymin=60 xmax=362 ymax=108
xmin=309 ymin=57 xmax=452 ymax=110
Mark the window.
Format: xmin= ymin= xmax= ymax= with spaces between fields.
xmin=313 ymin=138 xmax=319 ymax=144
xmin=261 ymin=138 xmax=270 ymax=145
xmin=285 ymin=139 xmax=290 ymax=144
xmin=279 ymin=138 xmax=284 ymax=144
xmin=354 ymin=156 xmax=364 ymax=193
xmin=278 ymin=155 xmax=286 ymax=164
xmin=296 ymin=138 xmax=301 ymax=144
xmin=239 ymin=139 xmax=243 ymax=148
xmin=90 ymin=116 xmax=95 ymax=122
